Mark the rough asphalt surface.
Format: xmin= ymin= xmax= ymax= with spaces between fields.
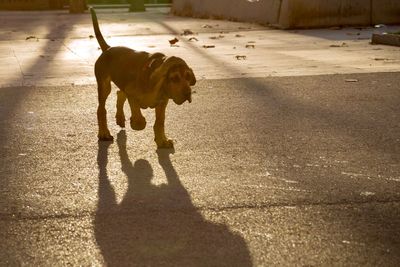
xmin=0 ymin=72 xmax=399 ymax=266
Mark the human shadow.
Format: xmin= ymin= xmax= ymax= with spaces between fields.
xmin=95 ymin=131 xmax=252 ymax=266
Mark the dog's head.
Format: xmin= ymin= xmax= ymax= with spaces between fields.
xmin=150 ymin=56 xmax=196 ymax=105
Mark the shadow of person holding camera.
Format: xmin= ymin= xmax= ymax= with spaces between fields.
xmin=95 ymin=130 xmax=252 ymax=266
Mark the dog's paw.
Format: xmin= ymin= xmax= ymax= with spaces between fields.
xmin=130 ymin=117 xmax=146 ymax=131
xmin=98 ymin=131 xmax=114 ymax=141
xmin=116 ymin=114 xmax=126 ymax=128
xmin=156 ymin=139 xmax=174 ymax=149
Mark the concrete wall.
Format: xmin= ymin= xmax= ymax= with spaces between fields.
xmin=172 ymin=0 xmax=400 ymax=29
xmin=278 ymin=0 xmax=371 ymax=28
xmin=172 ymin=0 xmax=281 ymax=25
xmin=0 ymin=0 xmax=65 ymax=10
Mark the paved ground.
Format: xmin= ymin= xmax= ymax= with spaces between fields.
xmin=0 ymin=7 xmax=400 ymax=87
xmin=0 ymin=7 xmax=399 ymax=266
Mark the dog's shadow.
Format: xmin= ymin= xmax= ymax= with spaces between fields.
xmin=95 ymin=131 xmax=252 ymax=266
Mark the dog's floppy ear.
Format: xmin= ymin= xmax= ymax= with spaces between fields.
xmin=149 ymin=56 xmax=194 ymax=88
xmin=187 ymin=67 xmax=196 ymax=86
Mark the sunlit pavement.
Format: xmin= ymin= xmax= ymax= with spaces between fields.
xmin=0 ymin=8 xmax=399 ymax=266
xmin=1 ymin=8 xmax=400 ymax=87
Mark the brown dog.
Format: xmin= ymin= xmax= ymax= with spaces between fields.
xmin=90 ymin=8 xmax=196 ymax=148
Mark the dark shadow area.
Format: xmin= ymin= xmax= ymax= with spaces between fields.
xmin=0 ymin=12 xmax=85 ymax=148
xmin=0 ymin=12 xmax=85 ymax=203
xmin=95 ymin=130 xmax=252 ymax=266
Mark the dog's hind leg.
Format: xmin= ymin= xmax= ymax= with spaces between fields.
xmin=97 ymin=78 xmax=113 ymax=141
xmin=116 ymin=90 xmax=126 ymax=128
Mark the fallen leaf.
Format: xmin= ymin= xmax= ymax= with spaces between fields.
xmin=169 ymin=37 xmax=179 ymax=45
xmin=26 ymin=36 xmax=37 ymax=40
xmin=182 ymin=29 xmax=194 ymax=35
xmin=235 ymin=55 xmax=247 ymax=60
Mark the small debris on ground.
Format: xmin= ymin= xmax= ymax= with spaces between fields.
xmin=26 ymin=36 xmax=38 ymax=41
xmin=235 ymin=34 xmax=244 ymax=37
xmin=374 ymin=57 xmax=388 ymax=61
xmin=202 ymin=45 xmax=215 ymax=48
xmin=209 ymin=35 xmax=225 ymax=40
xmin=89 ymin=35 xmax=94 ymax=39
xmin=236 ymin=55 xmax=247 ymax=60
xmin=330 ymin=42 xmax=348 ymax=47
xmin=202 ymin=24 xmax=213 ymax=28
xmin=360 ymin=191 xmax=375 ymax=196
xmin=374 ymin=24 xmax=386 ymax=28
xmin=345 ymin=78 xmax=359 ymax=82
xmin=245 ymin=44 xmax=255 ymax=48
xmin=182 ymin=29 xmax=194 ymax=36
xmin=169 ymin=37 xmax=179 ymax=46
xmin=329 ymin=26 xmax=342 ymax=30
xmin=188 ymin=37 xmax=199 ymax=42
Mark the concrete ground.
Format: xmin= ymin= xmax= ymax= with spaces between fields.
xmin=0 ymin=7 xmax=399 ymax=266
xmin=1 ymin=8 xmax=400 ymax=86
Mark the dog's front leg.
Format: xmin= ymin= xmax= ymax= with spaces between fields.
xmin=127 ymin=97 xmax=146 ymax=131
xmin=154 ymin=100 xmax=173 ymax=149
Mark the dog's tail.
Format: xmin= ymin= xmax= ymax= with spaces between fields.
xmin=90 ymin=8 xmax=110 ymax=52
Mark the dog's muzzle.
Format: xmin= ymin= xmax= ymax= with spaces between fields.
xmin=174 ymin=91 xmax=192 ymax=105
